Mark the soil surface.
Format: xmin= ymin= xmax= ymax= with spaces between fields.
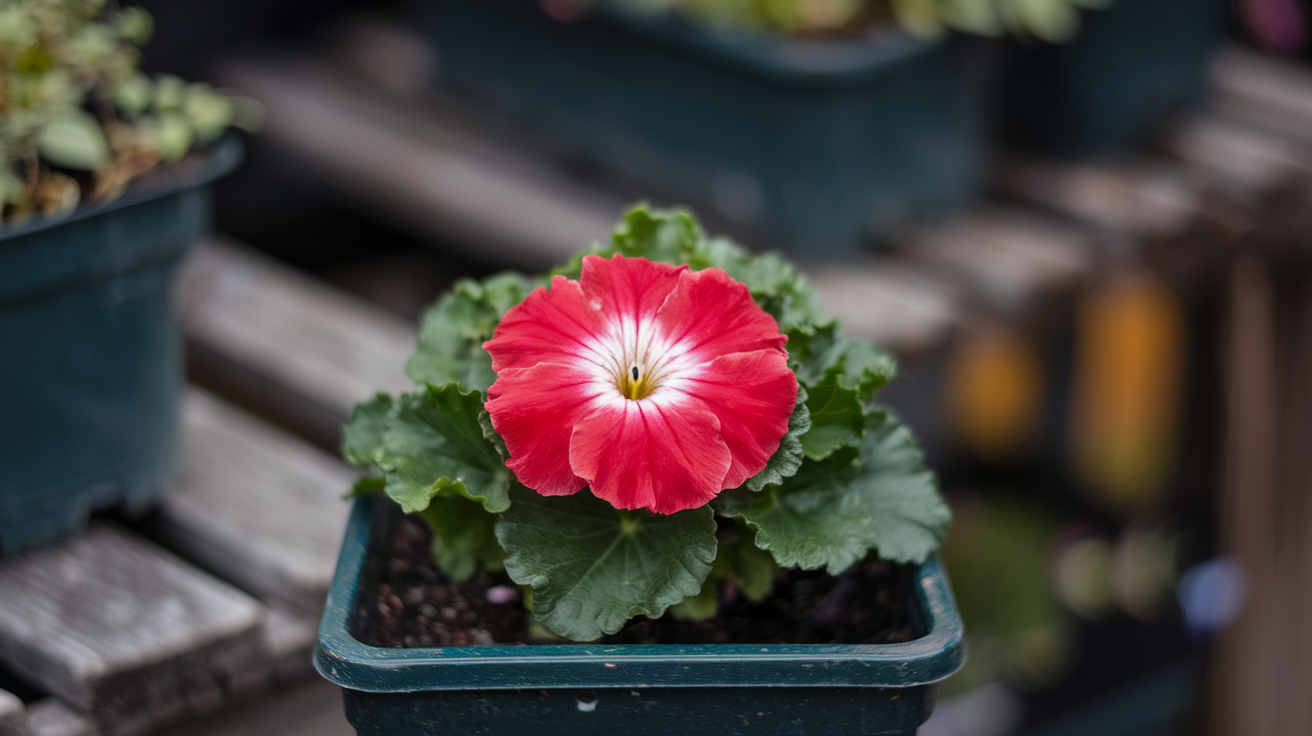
xmin=356 ymin=513 xmax=916 ymax=647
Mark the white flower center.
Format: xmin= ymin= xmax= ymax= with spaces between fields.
xmin=576 ymin=314 xmax=700 ymax=404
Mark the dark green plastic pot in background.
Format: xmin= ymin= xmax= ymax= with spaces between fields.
xmin=430 ymin=0 xmax=991 ymax=260
xmin=0 ymin=136 xmax=242 ymax=555
xmin=315 ymin=496 xmax=966 ymax=735
xmin=1001 ymin=0 xmax=1225 ymax=158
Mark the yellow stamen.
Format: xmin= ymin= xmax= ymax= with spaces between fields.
xmin=619 ymin=365 xmax=657 ymax=401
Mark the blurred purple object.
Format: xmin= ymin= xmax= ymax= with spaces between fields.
xmin=1176 ymin=556 xmax=1248 ymax=638
xmin=1242 ymin=0 xmax=1306 ymax=52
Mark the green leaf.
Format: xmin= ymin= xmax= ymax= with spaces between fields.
xmin=478 ymin=410 xmax=510 ymax=462
xmin=720 ymin=409 xmax=950 ymax=573
xmin=342 ymin=393 xmax=393 ymax=467
xmin=153 ymin=112 xmax=193 ymax=164
xmin=744 ymin=386 xmax=811 ymax=491
xmin=348 ymin=474 xmax=385 ymax=497
xmin=801 ymin=374 xmax=863 ymax=461
xmin=185 ymin=83 xmax=233 ymax=143
xmin=113 ymin=72 xmax=153 ymax=119
xmin=792 ymin=323 xmax=897 ymax=402
xmin=406 ymin=272 xmax=539 ymax=394
xmin=113 ymin=6 xmax=154 ymax=45
xmin=36 ymin=111 xmax=109 ymax=170
xmin=153 ymin=74 xmax=188 ymax=113
xmin=672 ymin=522 xmax=779 ymax=621
xmin=496 ymin=486 xmax=717 ymax=641
xmin=377 ymin=383 xmax=511 ymax=514
xmin=420 ymin=494 xmax=505 ymax=583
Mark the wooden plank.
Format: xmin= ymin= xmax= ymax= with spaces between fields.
xmin=804 ymin=261 xmax=961 ymax=356
xmin=993 ymin=152 xmax=1202 ymax=239
xmin=0 ymin=524 xmax=267 ymax=736
xmin=0 ymin=689 xmax=25 ymax=736
xmin=213 ymin=55 xmax=624 ymax=268
xmin=145 ymin=389 xmax=356 ymax=615
xmin=182 ymin=236 xmax=415 ymax=448
xmin=1205 ymin=255 xmax=1282 ymax=736
xmin=1212 ymin=47 xmax=1312 ymax=149
xmin=25 ymin=701 xmax=93 ymax=736
xmin=895 ymin=206 xmax=1096 ymax=313
xmin=155 ymin=679 xmax=352 ymax=736
xmin=1165 ymin=115 xmax=1312 ymax=195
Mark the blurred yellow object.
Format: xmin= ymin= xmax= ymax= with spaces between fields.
xmin=1069 ymin=274 xmax=1183 ymax=515
xmin=945 ymin=327 xmax=1044 ymax=463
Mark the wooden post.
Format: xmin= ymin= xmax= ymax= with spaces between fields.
xmin=1206 ymin=253 xmax=1281 ymax=736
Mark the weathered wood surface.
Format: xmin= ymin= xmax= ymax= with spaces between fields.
xmin=0 ymin=524 xmax=267 ymax=736
xmin=1212 ymin=47 xmax=1312 ymax=149
xmin=156 ymin=679 xmax=352 ymax=736
xmin=805 ymin=262 xmax=961 ymax=356
xmin=214 ymin=55 xmax=623 ymax=268
xmin=25 ymin=701 xmax=94 ymax=736
xmin=894 ymin=206 xmax=1096 ymax=314
xmin=183 ymin=236 xmax=415 ymax=449
xmin=0 ymin=690 xmax=25 ymax=736
xmin=145 ymin=389 xmax=356 ymax=615
xmin=994 ymin=152 xmax=1202 ymax=239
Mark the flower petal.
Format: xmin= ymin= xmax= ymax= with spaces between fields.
xmin=686 ymin=350 xmax=800 ymax=490
xmin=656 ymin=266 xmax=788 ymax=363
xmin=569 ymin=395 xmax=732 ymax=514
xmin=483 ymin=275 xmax=607 ymax=374
xmin=486 ymin=361 xmax=605 ymax=496
xmin=579 ymin=254 xmax=686 ymax=324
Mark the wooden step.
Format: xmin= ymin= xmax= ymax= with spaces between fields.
xmin=183 ymin=237 xmax=416 ymax=450
xmin=145 ymin=388 xmax=356 ymax=616
xmin=25 ymin=701 xmax=94 ymax=736
xmin=0 ymin=689 xmax=24 ymax=736
xmin=0 ymin=524 xmax=266 ymax=736
xmin=805 ymin=261 xmax=961 ymax=356
xmin=1212 ymin=46 xmax=1312 ymax=149
xmin=214 ymin=55 xmax=624 ymax=268
xmin=894 ymin=206 xmax=1097 ymax=315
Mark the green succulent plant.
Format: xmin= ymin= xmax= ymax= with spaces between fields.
xmin=0 ymin=0 xmax=258 ymax=223
xmin=612 ymin=0 xmax=1116 ymax=41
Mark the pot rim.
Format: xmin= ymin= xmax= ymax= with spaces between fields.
xmin=315 ymin=495 xmax=966 ymax=693
xmin=0 ymin=133 xmax=244 ymax=244
xmin=586 ymin=2 xmax=944 ymax=88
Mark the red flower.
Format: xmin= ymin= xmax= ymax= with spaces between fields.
xmin=483 ymin=255 xmax=798 ymax=514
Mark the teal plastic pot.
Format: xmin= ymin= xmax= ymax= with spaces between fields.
xmin=430 ymin=0 xmax=991 ymax=260
xmin=1001 ymin=0 xmax=1225 ymax=158
xmin=0 ymin=137 xmax=242 ymax=555
xmin=315 ymin=496 xmax=966 ymax=735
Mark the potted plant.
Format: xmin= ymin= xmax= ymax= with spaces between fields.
xmin=317 ymin=206 xmax=963 ymax=734
xmin=995 ymin=0 xmax=1227 ymax=157
xmin=0 ymin=0 xmax=251 ymax=554
xmin=425 ymin=0 xmax=993 ymax=259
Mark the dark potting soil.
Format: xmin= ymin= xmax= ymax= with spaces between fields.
xmin=356 ymin=513 xmax=917 ymax=648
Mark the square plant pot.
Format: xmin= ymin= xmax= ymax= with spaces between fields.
xmin=1001 ymin=0 xmax=1226 ymax=158
xmin=0 ymin=136 xmax=243 ymax=555
xmin=429 ymin=0 xmax=991 ymax=260
xmin=315 ymin=495 xmax=966 ymax=735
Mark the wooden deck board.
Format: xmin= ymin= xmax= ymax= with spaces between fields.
xmin=183 ymin=237 xmax=416 ymax=449
xmin=0 ymin=525 xmax=267 ymax=736
xmin=214 ymin=56 xmax=624 ymax=268
xmin=805 ymin=261 xmax=961 ymax=355
xmin=895 ymin=206 xmax=1096 ymax=314
xmin=0 ymin=689 xmax=25 ymax=736
xmin=25 ymin=701 xmax=93 ymax=736
xmin=145 ymin=389 xmax=355 ymax=615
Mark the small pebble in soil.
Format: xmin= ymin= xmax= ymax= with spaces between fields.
xmin=356 ymin=513 xmax=916 ymax=648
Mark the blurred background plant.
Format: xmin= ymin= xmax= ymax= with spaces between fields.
xmin=604 ymin=0 xmax=1117 ymax=41
xmin=0 ymin=0 xmax=259 ymax=223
